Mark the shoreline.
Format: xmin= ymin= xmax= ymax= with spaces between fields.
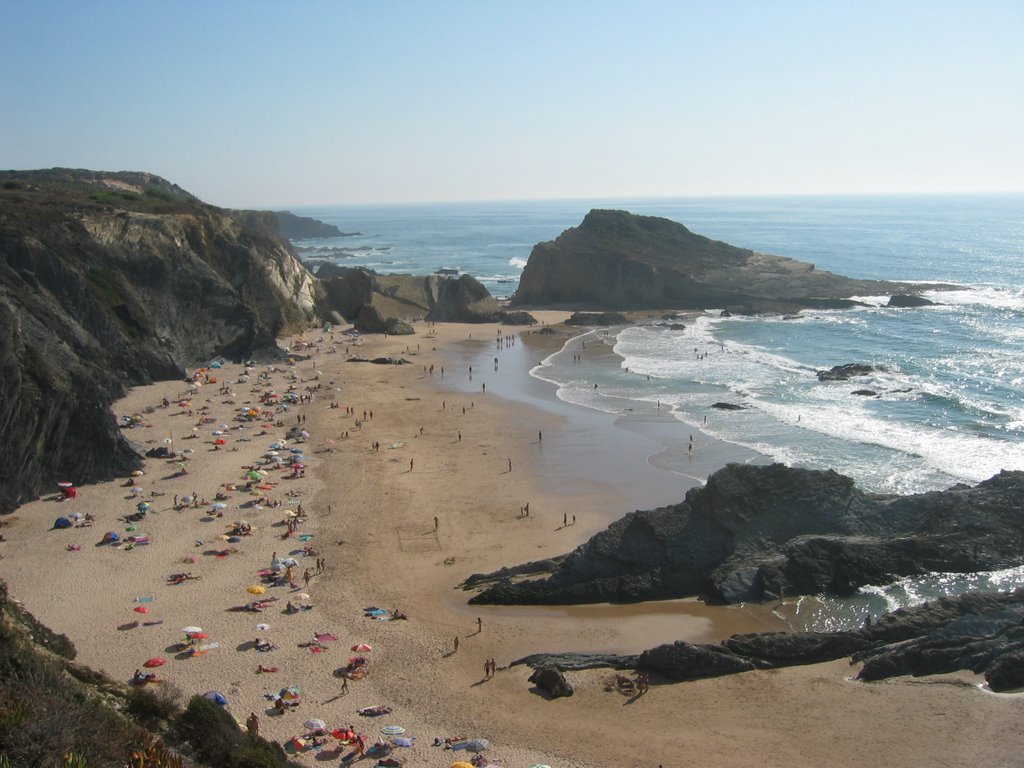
xmin=1 ymin=318 xmax=1020 ymax=767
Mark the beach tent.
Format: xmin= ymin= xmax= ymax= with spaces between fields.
xmin=202 ymin=691 xmax=228 ymax=706
xmin=101 ymin=531 xmax=120 ymax=543
xmin=53 ymin=517 xmax=73 ymax=529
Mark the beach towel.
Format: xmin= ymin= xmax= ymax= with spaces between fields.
xmin=314 ymin=633 xmax=338 ymax=642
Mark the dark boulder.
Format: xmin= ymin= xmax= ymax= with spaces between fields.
xmin=888 ymin=294 xmax=935 ymax=308
xmin=711 ymin=402 xmax=745 ymax=410
xmin=817 ymin=363 xmax=882 ymax=381
xmin=639 ymin=641 xmax=755 ymax=680
xmin=851 ymin=389 xmax=877 ymax=397
xmin=564 ymin=311 xmax=631 ymax=327
xmin=500 ymin=310 xmax=537 ymax=326
xmin=985 ymin=651 xmax=1024 ymax=692
xmin=527 ymin=666 xmax=574 ymax=698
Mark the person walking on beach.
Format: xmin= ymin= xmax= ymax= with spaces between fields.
xmin=476 ymin=616 xmax=483 ymax=633
xmin=246 ymin=711 xmax=259 ymax=735
xmin=302 ymin=568 xmax=311 ymax=588
xmin=340 ymin=676 xmax=349 ymax=694
xmin=507 ymin=457 xmax=512 ymax=472
xmin=434 ymin=515 xmax=439 ymax=531
xmin=453 ymin=636 xmax=460 ymax=653
xmin=409 ymin=458 xmax=414 ymax=472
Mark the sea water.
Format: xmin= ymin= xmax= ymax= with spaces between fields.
xmin=295 ymin=194 xmax=1024 ymax=627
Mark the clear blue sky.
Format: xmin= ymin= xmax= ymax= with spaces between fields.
xmin=2 ymin=1 xmax=1022 ymax=207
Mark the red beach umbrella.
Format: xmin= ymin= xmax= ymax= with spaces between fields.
xmin=133 ymin=606 xmax=150 ymax=614
xmin=143 ymin=658 xmax=165 ymax=668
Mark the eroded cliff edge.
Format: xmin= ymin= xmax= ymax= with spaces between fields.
xmin=511 ymin=209 xmax=922 ymax=311
xmin=0 ymin=169 xmax=317 ymax=512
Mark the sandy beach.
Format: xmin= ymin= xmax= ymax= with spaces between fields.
xmin=2 ymin=312 xmax=1022 ymax=768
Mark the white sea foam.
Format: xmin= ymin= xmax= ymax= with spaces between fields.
xmin=508 ymin=257 xmax=528 ymax=269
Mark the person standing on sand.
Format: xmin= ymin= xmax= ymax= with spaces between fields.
xmin=409 ymin=458 xmax=414 ymax=472
xmin=453 ymin=636 xmax=459 ymax=653
xmin=476 ymin=616 xmax=483 ymax=633
xmin=340 ymin=676 xmax=349 ymax=694
xmin=507 ymin=457 xmax=512 ymax=472
xmin=246 ymin=711 xmax=259 ymax=735
xmin=302 ymin=568 xmax=311 ymax=588
xmin=434 ymin=515 xmax=439 ymax=531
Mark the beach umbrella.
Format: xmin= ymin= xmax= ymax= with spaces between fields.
xmin=187 ymin=631 xmax=209 ymax=639
xmin=351 ymin=643 xmax=372 ymax=652
xmin=143 ymin=658 xmax=165 ymax=668
xmin=451 ymin=763 xmax=475 ymax=768
xmin=280 ymin=686 xmax=302 ymax=700
xmin=247 ymin=585 xmax=266 ymax=595
xmin=392 ymin=737 xmax=414 ymax=748
xmin=202 ymin=691 xmax=228 ymax=706
xmin=380 ymin=725 xmax=405 ymax=735
xmin=281 ymin=558 xmax=299 ymax=567
xmin=133 ymin=606 xmax=150 ymax=614
xmin=211 ymin=502 xmax=227 ymax=510
xmin=182 ymin=626 xmax=202 ymax=634
xmin=304 ymin=718 xmax=327 ymax=732
xmin=291 ymin=463 xmax=305 ymax=469
xmin=213 ymin=438 xmax=226 ymax=445
xmin=130 ymin=470 xmax=144 ymax=477
xmin=296 ymin=593 xmax=311 ymax=601
xmin=137 ymin=502 xmax=150 ymax=512
xmin=255 ymin=623 xmax=270 ymax=631
xmin=130 ymin=486 xmax=143 ymax=496
xmin=527 ymin=765 xmax=553 ymax=768
xmin=465 ymin=739 xmax=490 ymax=752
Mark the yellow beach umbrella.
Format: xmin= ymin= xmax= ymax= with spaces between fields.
xmin=246 ymin=585 xmax=266 ymax=595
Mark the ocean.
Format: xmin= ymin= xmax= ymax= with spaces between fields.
xmin=293 ymin=194 xmax=1024 ymax=629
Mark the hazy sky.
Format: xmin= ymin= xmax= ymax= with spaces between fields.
xmin=3 ymin=1 xmax=1022 ymax=207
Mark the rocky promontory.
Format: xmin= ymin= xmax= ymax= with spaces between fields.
xmin=511 ymin=209 xmax=932 ymax=312
xmin=466 ymin=463 xmax=1024 ymax=606
xmin=272 ymin=210 xmax=356 ymax=240
xmin=0 ymin=169 xmax=317 ymax=512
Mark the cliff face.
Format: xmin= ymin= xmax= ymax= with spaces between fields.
xmin=511 ymin=209 xmax=907 ymax=310
xmin=467 ymin=463 xmax=1024 ymax=605
xmin=317 ymin=267 xmax=502 ymax=330
xmin=0 ymin=169 xmax=316 ymax=512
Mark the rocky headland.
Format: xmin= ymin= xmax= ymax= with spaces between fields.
xmin=0 ymin=169 xmax=318 ymax=512
xmin=465 ymin=463 xmax=1024 ymax=606
xmin=271 ymin=210 xmax=356 ymax=239
xmin=511 ymin=209 xmax=940 ymax=312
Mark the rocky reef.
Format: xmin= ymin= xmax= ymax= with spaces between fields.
xmin=511 ymin=209 xmax=935 ymax=311
xmin=466 ymin=463 xmax=1024 ymax=606
xmin=0 ymin=169 xmax=317 ymax=512
xmin=513 ymin=588 xmax=1024 ymax=691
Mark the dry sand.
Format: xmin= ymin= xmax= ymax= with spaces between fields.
xmin=2 ymin=312 xmax=1023 ymax=767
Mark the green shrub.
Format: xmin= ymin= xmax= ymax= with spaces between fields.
xmin=126 ymin=683 xmax=182 ymax=726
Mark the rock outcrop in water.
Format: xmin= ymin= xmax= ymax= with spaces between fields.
xmin=511 ymin=209 xmax=916 ymax=311
xmin=513 ymin=588 xmax=1024 ymax=691
xmin=466 ymin=463 xmax=1024 ymax=606
xmin=0 ymin=169 xmax=317 ymax=512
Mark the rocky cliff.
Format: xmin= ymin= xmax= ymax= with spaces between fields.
xmin=316 ymin=267 xmax=503 ymax=331
xmin=0 ymin=169 xmax=317 ymax=512
xmin=466 ymin=463 xmax=1024 ymax=605
xmin=511 ymin=209 xmax=916 ymax=311
xmin=271 ymin=210 xmax=352 ymax=240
